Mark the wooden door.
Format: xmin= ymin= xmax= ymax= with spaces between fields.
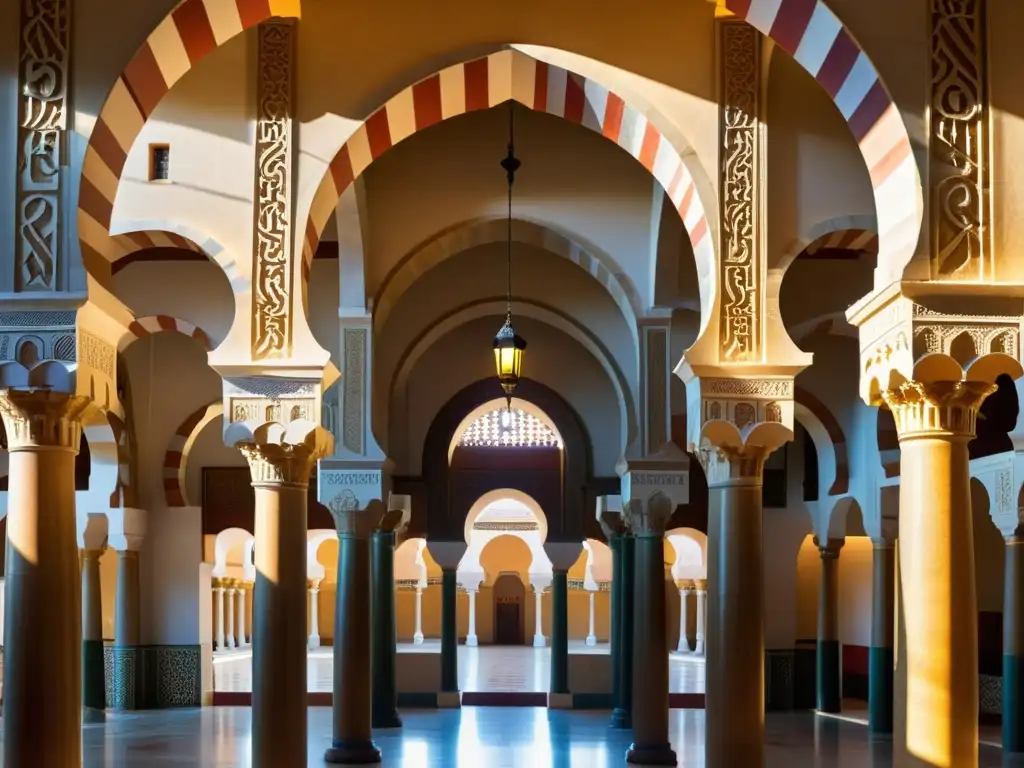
xmin=492 ymin=573 xmax=525 ymax=645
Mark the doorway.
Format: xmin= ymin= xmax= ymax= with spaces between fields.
xmin=492 ymin=572 xmax=525 ymax=645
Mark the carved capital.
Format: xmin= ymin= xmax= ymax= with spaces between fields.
xmin=80 ymin=547 xmax=105 ymax=563
xmin=699 ymin=443 xmax=772 ymax=487
xmin=881 ymin=380 xmax=994 ymax=440
xmin=624 ymin=491 xmax=674 ymax=537
xmin=815 ymin=536 xmax=844 ymax=561
xmin=239 ymin=441 xmax=318 ymax=487
xmin=328 ymin=496 xmax=396 ymax=539
xmin=0 ymin=388 xmax=91 ymax=450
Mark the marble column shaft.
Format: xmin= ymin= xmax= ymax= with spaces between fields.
xmin=214 ymin=586 xmax=226 ymax=650
xmin=586 ymin=590 xmax=597 ymax=647
xmin=678 ymin=587 xmax=691 ymax=653
xmin=869 ymin=541 xmax=895 ymax=736
xmin=413 ymin=586 xmax=424 ymax=644
xmin=441 ymin=568 xmax=459 ymax=692
xmin=113 ymin=549 xmax=142 ymax=708
xmin=0 ymin=390 xmax=89 ymax=768
xmin=81 ymin=548 xmax=106 ymax=715
xmin=612 ymin=534 xmax=635 ymax=729
xmin=704 ymin=447 xmax=768 ymax=768
xmin=816 ymin=538 xmax=843 ymax=714
xmin=371 ymin=529 xmax=402 ymax=729
xmin=550 ymin=570 xmax=570 ymax=695
xmin=1004 ymin=536 xmax=1024 ymax=753
xmin=609 ymin=535 xmax=623 ymax=720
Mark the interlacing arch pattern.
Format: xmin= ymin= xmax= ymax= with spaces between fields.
xmin=164 ymin=401 xmax=223 ymax=507
xmin=794 ymin=386 xmax=849 ymax=496
xmin=802 ymin=228 xmax=878 ymax=258
xmin=77 ymin=0 xmax=299 ymax=287
xmin=118 ymin=316 xmax=214 ymax=354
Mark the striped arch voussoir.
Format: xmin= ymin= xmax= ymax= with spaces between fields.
xmin=725 ymin=0 xmax=920 ymax=281
xmin=802 ymin=228 xmax=878 ymax=258
xmin=119 ymin=315 xmax=214 ymax=355
xmin=78 ymin=0 xmax=298 ymax=287
xmin=794 ymin=386 xmax=849 ymax=496
xmin=302 ymin=49 xmax=714 ymax=289
xmin=164 ymin=400 xmax=223 ymax=507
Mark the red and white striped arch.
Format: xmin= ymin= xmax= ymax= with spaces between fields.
xmin=725 ymin=0 xmax=920 ymax=282
xmin=118 ymin=315 xmax=215 ymax=354
xmin=164 ymin=401 xmax=223 ymax=507
xmin=301 ymin=49 xmax=715 ymax=298
xmin=77 ymin=0 xmax=299 ymax=285
xmin=803 ymin=228 xmax=878 ymax=258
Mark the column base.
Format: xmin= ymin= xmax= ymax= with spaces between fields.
xmin=676 ymin=644 xmax=692 ymax=654
xmin=548 ymin=692 xmax=573 ymax=709
xmin=625 ymin=742 xmax=677 ymax=765
xmin=324 ymin=738 xmax=382 ymax=764
xmin=466 ymin=635 xmax=478 ymax=647
xmin=437 ymin=691 xmax=462 ymax=708
xmin=694 ymin=643 xmax=705 ymax=656
xmin=372 ymin=708 xmax=403 ymax=729
xmin=308 ymin=635 xmax=321 ymax=650
xmin=533 ymin=636 xmax=547 ymax=648
xmin=585 ymin=635 xmax=596 ymax=647
xmin=413 ymin=634 xmax=424 ymax=645
xmin=82 ymin=707 xmax=106 ymax=724
xmin=610 ymin=708 xmax=632 ymax=729
xmin=225 ymin=636 xmax=235 ymax=649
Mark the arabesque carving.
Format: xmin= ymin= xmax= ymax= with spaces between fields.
xmin=719 ymin=21 xmax=761 ymax=362
xmin=342 ymin=328 xmax=365 ymax=454
xmin=930 ymin=0 xmax=989 ymax=280
xmin=251 ymin=21 xmax=295 ymax=360
xmin=881 ymin=380 xmax=994 ymax=439
xmin=16 ymin=0 xmax=70 ymax=292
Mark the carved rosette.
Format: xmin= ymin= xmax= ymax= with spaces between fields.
xmin=623 ymin=491 xmax=675 ymax=538
xmin=930 ymin=0 xmax=989 ymax=280
xmin=880 ymin=380 xmax=994 ymax=440
xmin=0 ymin=389 xmax=91 ymax=450
xmin=17 ymin=0 xmax=70 ymax=292
xmin=251 ymin=20 xmax=296 ymax=360
xmin=718 ymin=20 xmax=762 ymax=363
xmin=238 ymin=442 xmax=319 ymax=487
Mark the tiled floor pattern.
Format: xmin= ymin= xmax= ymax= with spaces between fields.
xmin=59 ymin=707 xmax=1007 ymax=767
xmin=212 ymin=643 xmax=706 ymax=694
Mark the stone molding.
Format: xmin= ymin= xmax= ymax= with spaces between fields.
xmin=0 ymin=389 xmax=90 ymax=450
xmin=881 ymin=380 xmax=995 ymax=440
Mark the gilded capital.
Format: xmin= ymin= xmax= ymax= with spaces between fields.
xmin=699 ymin=443 xmax=772 ymax=487
xmin=881 ymin=380 xmax=995 ymax=440
xmin=238 ymin=441 xmax=319 ymax=487
xmin=0 ymin=389 xmax=91 ymax=451
xmin=623 ymin=491 xmax=674 ymax=537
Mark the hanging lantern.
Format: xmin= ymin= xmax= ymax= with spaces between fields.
xmin=493 ymin=312 xmax=526 ymax=399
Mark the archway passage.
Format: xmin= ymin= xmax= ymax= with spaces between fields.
xmin=493 ymin=573 xmax=526 ymax=645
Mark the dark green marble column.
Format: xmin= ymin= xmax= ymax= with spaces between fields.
xmin=1004 ymin=535 xmax=1024 ymax=753
xmin=816 ymin=538 xmax=843 ymax=714
xmin=869 ymin=540 xmax=895 ymax=737
xmin=81 ymin=548 xmax=106 ymax=721
xmin=612 ymin=534 xmax=635 ymax=729
xmin=608 ymin=533 xmax=623 ymax=717
xmin=441 ymin=568 xmax=459 ymax=694
xmin=371 ymin=530 xmax=402 ymax=728
xmin=550 ymin=570 xmax=569 ymax=695
xmin=325 ymin=508 xmax=381 ymax=764
xmin=625 ymin=496 xmax=676 ymax=766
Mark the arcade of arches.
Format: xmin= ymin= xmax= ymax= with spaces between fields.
xmin=3 ymin=1 xmax=1024 ymax=766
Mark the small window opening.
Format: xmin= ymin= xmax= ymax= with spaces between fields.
xmin=149 ymin=144 xmax=170 ymax=181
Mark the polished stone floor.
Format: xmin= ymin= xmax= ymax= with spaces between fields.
xmin=213 ymin=643 xmax=706 ymax=693
xmin=56 ymin=707 xmax=1006 ymax=767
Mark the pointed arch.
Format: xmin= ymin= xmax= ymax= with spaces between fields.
xmin=77 ymin=0 xmax=300 ymax=288
xmin=302 ymin=48 xmax=716 ymax=326
xmin=164 ymin=400 xmax=223 ymax=507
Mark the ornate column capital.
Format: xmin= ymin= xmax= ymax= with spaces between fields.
xmin=236 ymin=422 xmax=332 ymax=488
xmin=597 ymin=495 xmax=627 ymax=541
xmin=327 ymin=497 xmax=402 ymax=540
xmin=624 ymin=491 xmax=675 ymax=538
xmin=675 ymin=579 xmax=694 ymax=592
xmin=0 ymin=389 xmax=91 ymax=450
xmin=699 ymin=443 xmax=772 ymax=487
xmin=815 ymin=537 xmax=845 ymax=561
xmin=881 ymin=379 xmax=995 ymax=440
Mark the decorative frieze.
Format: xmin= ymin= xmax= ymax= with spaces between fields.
xmin=342 ymin=328 xmax=365 ymax=453
xmin=930 ymin=0 xmax=989 ymax=280
xmin=251 ymin=20 xmax=295 ymax=360
xmin=718 ymin=21 xmax=762 ymax=363
xmin=472 ymin=522 xmax=539 ymax=532
xmin=644 ymin=326 xmax=669 ymax=453
xmin=0 ymin=310 xmax=76 ymax=364
xmin=223 ymin=376 xmax=317 ymax=428
xmin=78 ymin=330 xmax=115 ymax=378
xmin=17 ymin=0 xmax=71 ymax=292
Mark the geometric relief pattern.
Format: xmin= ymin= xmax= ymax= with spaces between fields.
xmin=107 ymin=647 xmax=139 ymax=710
xmin=459 ymin=407 xmax=562 ymax=449
xmin=979 ymin=673 xmax=1002 ymax=715
xmin=302 ymin=50 xmax=712 ymax=286
xmin=17 ymin=0 xmax=70 ymax=292
xmin=77 ymin=0 xmax=299 ymax=285
xmin=104 ymin=645 xmax=202 ymax=709
xmin=765 ymin=649 xmax=796 ymax=711
xmin=154 ymin=646 xmax=203 ymax=708
xmin=930 ymin=0 xmax=989 ymax=280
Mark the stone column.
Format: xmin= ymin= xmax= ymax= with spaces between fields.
xmin=694 ymin=580 xmax=706 ymax=656
xmin=703 ymin=444 xmax=772 ymax=768
xmin=615 ymin=533 xmax=636 ymax=728
xmin=371 ymin=524 xmax=403 ymax=730
xmin=599 ymin=512 xmax=630 ymax=729
xmin=214 ymin=583 xmax=226 ymax=651
xmin=237 ymin=429 xmax=325 ymax=768
xmin=533 ymin=586 xmax=547 ymax=647
xmin=1005 ymin=535 xmax=1024 ymax=753
xmin=225 ymin=581 xmax=236 ymax=650
xmin=869 ymin=539 xmax=895 ymax=737
xmin=816 ymin=537 xmax=844 ymax=714
xmin=81 ymin=547 xmax=107 ymax=720
xmin=466 ymin=589 xmax=479 ymax=647
xmin=430 ymin=541 xmax=467 ymax=707
xmin=677 ymin=581 xmax=692 ymax=653
xmin=308 ymin=580 xmax=321 ymax=650
xmin=237 ymin=584 xmax=248 ymax=647
xmin=882 ymin=380 xmax=992 ymax=768
xmin=0 ymin=390 xmax=89 ymax=768
xmin=113 ymin=548 xmax=142 ymax=709
xmin=625 ymin=493 xmax=677 ymax=766
xmin=325 ymin=501 xmax=395 ymax=763
xmin=586 ymin=590 xmax=597 ymax=647
xmin=413 ymin=586 xmax=424 ymax=644
xmin=546 ymin=543 xmax=582 ymax=704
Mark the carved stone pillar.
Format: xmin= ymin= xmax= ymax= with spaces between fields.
xmin=816 ymin=538 xmax=844 ymax=714
xmin=882 ymin=380 xmax=993 ymax=768
xmin=81 ymin=547 xmax=106 ymax=719
xmin=625 ymin=493 xmax=677 ymax=766
xmin=237 ymin=425 xmax=328 ymax=768
xmin=113 ymin=548 xmax=142 ymax=709
xmin=0 ymin=390 xmax=90 ymax=768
